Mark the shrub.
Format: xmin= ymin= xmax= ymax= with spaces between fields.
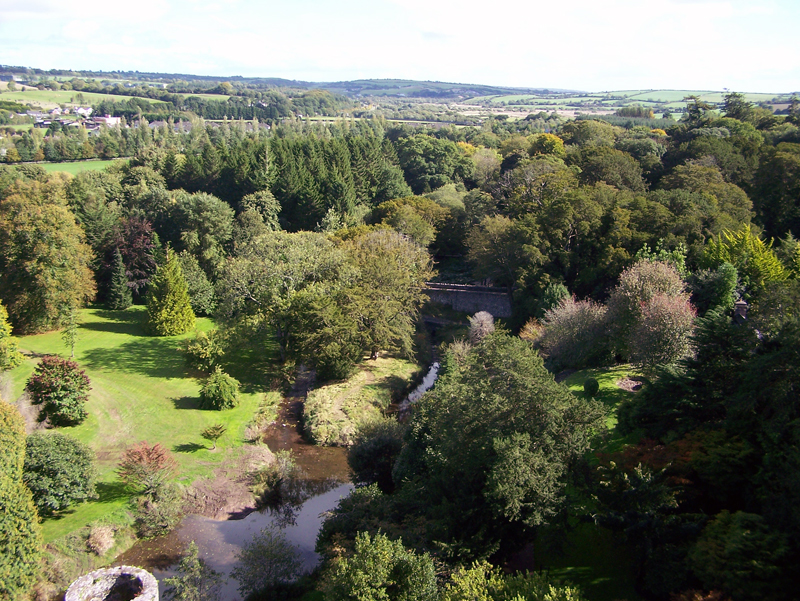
xmin=23 ymin=432 xmax=97 ymax=515
xmin=86 ymin=525 xmax=115 ymax=556
xmin=180 ymin=329 xmax=225 ymax=372
xmin=200 ymin=367 xmax=240 ymax=410
xmin=251 ymin=450 xmax=297 ymax=499
xmin=0 ymin=399 xmax=26 ymax=480
xmin=629 ymin=293 xmax=696 ymax=372
xmin=231 ymin=525 xmax=301 ymax=598
xmin=200 ymin=423 xmax=227 ymax=451
xmin=0 ymin=474 xmax=42 ymax=599
xmin=468 ymin=311 xmax=495 ymax=344
xmin=584 ymin=378 xmax=600 ymax=398
xmin=689 ymin=262 xmax=739 ymax=316
xmin=347 ymin=417 xmax=406 ymax=493
xmin=534 ymin=282 xmax=570 ymax=318
xmin=607 ymin=260 xmax=688 ymax=359
xmin=26 ymin=355 xmax=91 ymax=426
xmin=133 ymin=480 xmax=184 ymax=538
xmin=689 ymin=511 xmax=789 ymax=601
xmin=0 ymin=300 xmax=23 ymax=371
xmin=442 ymin=560 xmax=588 ymax=601
xmin=117 ymin=441 xmax=178 ymax=495
xmin=536 ymin=297 xmax=611 ymax=370
xmin=322 ymin=531 xmax=438 ymax=601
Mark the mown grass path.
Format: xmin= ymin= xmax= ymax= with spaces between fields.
xmin=7 ymin=306 xmax=273 ymax=541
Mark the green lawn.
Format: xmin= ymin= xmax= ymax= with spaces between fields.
xmin=529 ymin=365 xmax=645 ymax=601
xmin=7 ymin=306 xmax=277 ymax=541
xmin=40 ymin=159 xmax=124 ymax=175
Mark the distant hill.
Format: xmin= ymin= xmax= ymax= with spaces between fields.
xmin=0 ymin=65 xmax=581 ymax=99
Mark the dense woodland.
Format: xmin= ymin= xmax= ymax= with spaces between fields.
xmin=2 ymin=90 xmax=800 ymax=601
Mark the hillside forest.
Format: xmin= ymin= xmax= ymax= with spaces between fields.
xmin=2 ymin=86 xmax=800 ymax=601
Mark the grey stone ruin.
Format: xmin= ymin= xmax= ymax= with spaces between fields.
xmin=65 ymin=566 xmax=158 ymax=601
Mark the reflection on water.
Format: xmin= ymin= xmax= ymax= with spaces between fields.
xmin=117 ymin=481 xmax=353 ymax=601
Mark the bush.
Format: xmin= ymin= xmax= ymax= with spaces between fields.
xmin=347 ymin=417 xmax=406 ymax=493
xmin=536 ymin=297 xmax=611 ymax=370
xmin=251 ymin=450 xmax=298 ymax=500
xmin=583 ymin=378 xmax=600 ymax=398
xmin=117 ymin=441 xmax=178 ymax=495
xmin=0 ymin=473 xmax=42 ymax=599
xmin=629 ymin=293 xmax=696 ymax=372
xmin=0 ymin=300 xmax=23 ymax=371
xmin=442 ymin=560 xmax=588 ymax=601
xmin=180 ymin=329 xmax=225 ymax=372
xmin=0 ymin=399 xmax=26 ymax=480
xmin=468 ymin=311 xmax=495 ymax=344
xmin=689 ymin=511 xmax=789 ymax=601
xmin=200 ymin=366 xmax=240 ymax=410
xmin=322 ymin=531 xmax=438 ymax=601
xmin=607 ymin=260 xmax=688 ymax=359
xmin=86 ymin=525 xmax=115 ymax=556
xmin=26 ymin=355 xmax=91 ymax=426
xmin=133 ymin=480 xmax=184 ymax=538
xmin=534 ymin=282 xmax=570 ymax=318
xmin=23 ymin=432 xmax=97 ymax=515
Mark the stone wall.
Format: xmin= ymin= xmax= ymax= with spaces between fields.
xmin=425 ymin=283 xmax=512 ymax=318
xmin=65 ymin=566 xmax=159 ymax=601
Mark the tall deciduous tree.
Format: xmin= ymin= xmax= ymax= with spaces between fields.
xmin=393 ymin=332 xmax=606 ymax=559
xmin=146 ymin=248 xmax=195 ymax=336
xmin=0 ymin=181 xmax=95 ymax=333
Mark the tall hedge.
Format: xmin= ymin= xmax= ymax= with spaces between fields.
xmin=0 ymin=474 xmax=42 ymax=599
xmin=0 ymin=401 xmax=41 ymax=599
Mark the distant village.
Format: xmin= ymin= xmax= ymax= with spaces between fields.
xmin=24 ymin=107 xmax=123 ymax=132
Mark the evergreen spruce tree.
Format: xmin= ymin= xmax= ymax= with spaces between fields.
xmin=0 ymin=301 xmax=23 ymax=372
xmin=108 ymin=248 xmax=133 ymax=310
xmin=146 ymin=248 xmax=195 ymax=336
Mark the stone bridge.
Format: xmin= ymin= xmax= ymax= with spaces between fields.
xmin=424 ymin=283 xmax=512 ymax=318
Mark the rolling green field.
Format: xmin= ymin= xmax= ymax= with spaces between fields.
xmin=6 ymin=306 xmax=277 ymax=541
xmin=39 ymin=159 xmax=124 ymax=175
xmin=0 ymin=88 xmax=170 ymax=110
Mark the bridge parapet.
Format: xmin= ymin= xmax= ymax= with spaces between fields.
xmin=424 ymin=283 xmax=512 ymax=318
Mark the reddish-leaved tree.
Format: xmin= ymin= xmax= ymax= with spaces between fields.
xmin=117 ymin=441 xmax=177 ymax=495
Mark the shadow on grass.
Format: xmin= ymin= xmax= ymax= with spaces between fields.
xmin=174 ymin=442 xmax=206 ymax=453
xmin=82 ymin=337 xmax=187 ymax=379
xmin=82 ymin=309 xmax=149 ymax=337
xmin=172 ymin=396 xmax=200 ymax=410
xmin=95 ymin=481 xmax=131 ymax=504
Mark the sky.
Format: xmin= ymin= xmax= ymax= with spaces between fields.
xmin=1 ymin=0 xmax=798 ymax=93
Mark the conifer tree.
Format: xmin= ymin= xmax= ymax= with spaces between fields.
xmin=0 ymin=301 xmax=23 ymax=372
xmin=0 ymin=400 xmax=42 ymax=599
xmin=107 ymin=248 xmax=132 ymax=310
xmin=146 ymin=248 xmax=195 ymax=336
